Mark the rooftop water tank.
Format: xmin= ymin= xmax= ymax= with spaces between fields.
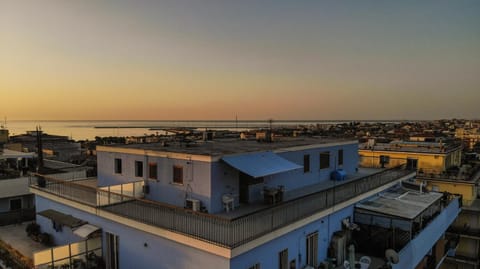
xmin=331 ymin=169 xmax=347 ymax=181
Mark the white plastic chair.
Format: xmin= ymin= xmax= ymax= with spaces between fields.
xmin=358 ymin=256 xmax=371 ymax=269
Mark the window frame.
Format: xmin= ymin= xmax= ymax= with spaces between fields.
xmin=114 ymin=158 xmax=122 ymax=174
xmin=9 ymin=198 xmax=22 ymax=211
xmin=279 ymin=248 xmax=288 ymax=269
xmin=320 ymin=151 xmax=330 ymax=170
xmin=173 ymin=165 xmax=184 ymax=185
xmin=338 ymin=149 xmax=344 ymax=166
xmin=306 ymin=231 xmax=318 ymax=267
xmin=135 ymin=161 xmax=143 ymax=177
xmin=303 ymin=154 xmax=310 ymax=173
xmin=148 ymin=162 xmax=158 ymax=180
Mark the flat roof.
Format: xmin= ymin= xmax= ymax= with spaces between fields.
xmin=359 ymin=141 xmax=461 ymax=154
xmin=98 ymin=137 xmax=356 ymax=156
xmin=0 ymin=149 xmax=35 ymax=159
xmin=356 ymin=188 xmax=443 ymax=220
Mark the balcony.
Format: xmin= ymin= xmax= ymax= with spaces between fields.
xmin=392 ymin=197 xmax=461 ymax=269
xmin=352 ymin=193 xmax=461 ymax=269
xmin=30 ymin=166 xmax=413 ymax=249
xmin=416 ymin=164 xmax=480 ymax=182
xmin=448 ymin=226 xmax=480 ymax=240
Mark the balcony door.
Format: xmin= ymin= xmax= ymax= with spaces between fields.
xmin=306 ymin=232 xmax=318 ymax=267
xmin=106 ymin=232 xmax=119 ymax=269
xmin=239 ymin=172 xmax=263 ymax=204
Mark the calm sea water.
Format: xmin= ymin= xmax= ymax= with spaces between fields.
xmin=3 ymin=120 xmax=393 ymax=141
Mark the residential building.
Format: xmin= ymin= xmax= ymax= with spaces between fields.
xmin=358 ymin=139 xmax=462 ymax=173
xmin=10 ymin=131 xmax=82 ymax=162
xmin=30 ymin=137 xmax=458 ymax=269
xmin=359 ymin=138 xmax=479 ymax=269
xmin=0 ymin=144 xmax=90 ymax=227
xmin=456 ymin=128 xmax=480 ymax=151
xmin=417 ymin=166 xmax=480 ymax=269
xmin=0 ymin=146 xmax=36 ymax=225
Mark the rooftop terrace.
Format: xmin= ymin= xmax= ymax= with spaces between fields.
xmin=360 ymin=140 xmax=462 ymax=154
xmin=99 ymin=137 xmax=355 ymax=156
xmin=30 ymin=165 xmax=413 ymax=248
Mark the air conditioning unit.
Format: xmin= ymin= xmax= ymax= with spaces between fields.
xmin=185 ymin=198 xmax=201 ymax=211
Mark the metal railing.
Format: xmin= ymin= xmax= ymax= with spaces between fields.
xmin=30 ymin=166 xmax=412 ymax=248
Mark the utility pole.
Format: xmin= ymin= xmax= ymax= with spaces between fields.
xmin=36 ymin=126 xmax=44 ymax=171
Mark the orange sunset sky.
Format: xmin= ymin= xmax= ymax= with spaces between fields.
xmin=1 ymin=1 xmax=479 ymax=120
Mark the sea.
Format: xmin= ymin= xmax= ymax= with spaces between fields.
xmin=2 ymin=120 xmax=399 ymax=141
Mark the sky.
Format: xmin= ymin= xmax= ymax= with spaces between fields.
xmin=1 ymin=0 xmax=479 ymax=121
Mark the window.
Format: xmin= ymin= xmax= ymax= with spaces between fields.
xmin=173 ymin=165 xmax=183 ymax=184
xmin=9 ymin=198 xmax=22 ymax=211
xmin=248 ymin=264 xmax=260 ymax=269
xmin=279 ymin=249 xmax=288 ymax=269
xmin=320 ymin=152 xmax=330 ymax=169
xmin=379 ymin=155 xmax=390 ymax=168
xmin=148 ymin=163 xmax=158 ymax=180
xmin=406 ymin=158 xmax=418 ymax=170
xmin=303 ymin=155 xmax=310 ymax=173
xmin=306 ymin=231 xmax=318 ymax=267
xmin=135 ymin=161 xmax=143 ymax=177
xmin=114 ymin=158 xmax=122 ymax=174
xmin=380 ymin=155 xmax=390 ymax=163
xmin=338 ymin=149 xmax=344 ymax=166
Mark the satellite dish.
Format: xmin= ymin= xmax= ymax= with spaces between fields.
xmin=385 ymin=249 xmax=400 ymax=264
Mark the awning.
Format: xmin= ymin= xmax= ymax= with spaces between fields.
xmin=73 ymin=224 xmax=101 ymax=238
xmin=0 ymin=149 xmax=35 ymax=160
xmin=37 ymin=209 xmax=86 ymax=228
xmin=222 ymin=152 xmax=302 ymax=178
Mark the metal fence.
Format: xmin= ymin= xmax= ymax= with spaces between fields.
xmin=30 ymin=166 xmax=412 ymax=248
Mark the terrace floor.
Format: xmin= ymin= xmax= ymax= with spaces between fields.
xmin=215 ymin=167 xmax=392 ymax=219
xmin=0 ymin=222 xmax=49 ymax=259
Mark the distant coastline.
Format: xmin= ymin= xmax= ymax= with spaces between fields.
xmin=1 ymin=119 xmax=458 ymax=141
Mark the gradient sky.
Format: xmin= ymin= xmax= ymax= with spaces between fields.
xmin=1 ymin=0 xmax=479 ymax=120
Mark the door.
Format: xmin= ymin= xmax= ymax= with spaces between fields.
xmin=239 ymin=172 xmax=250 ymax=204
xmin=106 ymin=232 xmax=119 ymax=269
xmin=239 ymin=172 xmax=263 ymax=204
xmin=306 ymin=232 xmax=318 ymax=267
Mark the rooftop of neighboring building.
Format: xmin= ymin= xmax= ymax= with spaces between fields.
xmin=417 ymin=163 xmax=480 ymax=183
xmin=356 ymin=187 xmax=443 ymax=220
xmin=463 ymin=198 xmax=480 ymax=212
xmin=359 ymin=139 xmax=462 ymax=154
xmin=97 ymin=136 xmax=356 ymax=156
xmin=0 ymin=148 xmax=35 ymax=160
